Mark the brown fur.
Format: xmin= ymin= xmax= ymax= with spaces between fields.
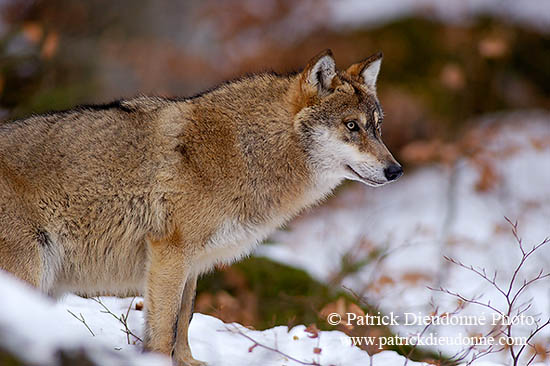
xmin=0 ymin=50 xmax=401 ymax=365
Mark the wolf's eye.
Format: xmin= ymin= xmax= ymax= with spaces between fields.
xmin=345 ymin=121 xmax=359 ymax=132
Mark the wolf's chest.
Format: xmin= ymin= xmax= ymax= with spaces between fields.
xmin=192 ymin=218 xmax=278 ymax=273
xmin=193 ymin=174 xmax=342 ymax=273
xmin=207 ymin=219 xmax=276 ymax=251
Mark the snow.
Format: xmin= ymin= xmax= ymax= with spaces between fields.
xmin=260 ymin=110 xmax=550 ymax=364
xmin=0 ymin=272 xmax=167 ymax=365
xmin=192 ymin=315 xmax=413 ymax=365
xmin=0 ymin=269 xmax=430 ymax=366
xmin=328 ymin=0 xmax=550 ymax=33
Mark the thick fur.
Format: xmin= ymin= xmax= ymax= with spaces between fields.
xmin=0 ymin=50 xmax=400 ymax=365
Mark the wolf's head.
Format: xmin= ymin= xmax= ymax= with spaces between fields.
xmin=291 ymin=49 xmax=402 ymax=187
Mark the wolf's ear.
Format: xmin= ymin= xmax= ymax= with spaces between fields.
xmin=346 ymin=52 xmax=382 ymax=90
xmin=301 ymin=49 xmax=336 ymax=94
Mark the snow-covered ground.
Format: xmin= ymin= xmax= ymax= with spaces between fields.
xmin=0 ymin=270 xmax=432 ymax=366
xmin=261 ymin=110 xmax=550 ymax=364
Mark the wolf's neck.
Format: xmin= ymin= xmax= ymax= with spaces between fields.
xmin=182 ymin=74 xmax=329 ymax=222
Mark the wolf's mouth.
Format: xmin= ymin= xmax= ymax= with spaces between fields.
xmin=346 ymin=165 xmax=385 ymax=186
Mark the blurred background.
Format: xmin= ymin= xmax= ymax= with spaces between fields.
xmin=1 ymin=0 xmax=549 ymax=364
xmin=2 ymin=0 xmax=549 ymax=139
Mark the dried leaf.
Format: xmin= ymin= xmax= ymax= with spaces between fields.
xmin=440 ymin=63 xmax=465 ymax=90
xmin=22 ymin=22 xmax=43 ymax=43
xmin=41 ymin=32 xmax=59 ymax=59
xmin=305 ymin=324 xmax=320 ymax=339
xmin=347 ymin=303 xmax=365 ymax=318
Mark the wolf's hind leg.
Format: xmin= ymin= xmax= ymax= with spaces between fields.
xmin=0 ymin=226 xmax=53 ymax=292
xmin=0 ymin=199 xmax=57 ymax=293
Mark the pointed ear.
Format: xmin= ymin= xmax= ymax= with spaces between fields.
xmin=346 ymin=52 xmax=383 ymax=90
xmin=301 ymin=49 xmax=336 ymax=94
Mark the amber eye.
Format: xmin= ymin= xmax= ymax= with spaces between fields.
xmin=345 ymin=120 xmax=359 ymax=132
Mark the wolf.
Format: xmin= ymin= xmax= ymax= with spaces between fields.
xmin=0 ymin=49 xmax=402 ymax=365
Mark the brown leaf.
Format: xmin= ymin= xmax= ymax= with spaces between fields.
xmin=400 ymin=272 xmax=432 ymax=285
xmin=377 ymin=275 xmax=395 ymax=287
xmin=440 ymin=63 xmax=465 ymax=90
xmin=400 ymin=140 xmax=458 ymax=165
xmin=41 ymin=32 xmax=59 ymax=59
xmin=22 ymin=22 xmax=43 ymax=43
xmin=347 ymin=303 xmax=365 ymax=318
xmin=478 ymin=36 xmax=508 ymax=58
xmin=305 ymin=324 xmax=320 ymax=339
xmin=531 ymin=137 xmax=550 ymax=151
xmin=472 ymin=158 xmax=500 ymax=192
xmin=529 ymin=342 xmax=548 ymax=361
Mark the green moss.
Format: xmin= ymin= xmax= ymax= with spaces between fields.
xmin=9 ymin=84 xmax=95 ymax=119
xmin=0 ymin=346 xmax=24 ymax=366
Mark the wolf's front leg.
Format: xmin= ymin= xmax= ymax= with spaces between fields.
xmin=173 ymin=273 xmax=206 ymax=366
xmin=143 ymin=233 xmax=190 ymax=362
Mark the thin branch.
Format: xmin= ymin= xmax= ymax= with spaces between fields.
xmin=509 ymin=271 xmax=550 ymax=308
xmin=428 ymin=286 xmax=504 ymax=315
xmin=92 ymin=297 xmax=142 ymax=343
xmin=120 ymin=297 xmax=136 ymax=345
xmin=404 ymin=315 xmax=435 ymax=366
xmin=222 ymin=324 xmax=322 ymax=366
xmin=67 ymin=309 xmax=95 ymax=337
xmin=443 ymin=256 xmax=507 ymax=299
xmin=434 ymin=219 xmax=550 ymax=365
xmin=515 ymin=318 xmax=550 ymax=361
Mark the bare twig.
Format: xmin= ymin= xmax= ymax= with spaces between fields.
xmin=515 ymin=318 xmax=550 ymax=362
xmin=222 ymin=324 xmax=322 ymax=366
xmin=435 ymin=219 xmax=550 ymax=365
xmin=92 ymin=297 xmax=142 ymax=343
xmin=120 ymin=297 xmax=135 ymax=344
xmin=67 ymin=309 xmax=95 ymax=337
xmin=428 ymin=287 xmax=504 ymax=316
xmin=403 ymin=299 xmax=470 ymax=366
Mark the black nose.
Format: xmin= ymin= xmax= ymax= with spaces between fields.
xmin=384 ymin=164 xmax=403 ymax=181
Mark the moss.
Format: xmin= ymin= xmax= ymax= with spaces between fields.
xmin=0 ymin=346 xmax=24 ymax=366
xmin=9 ymin=84 xmax=95 ymax=119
